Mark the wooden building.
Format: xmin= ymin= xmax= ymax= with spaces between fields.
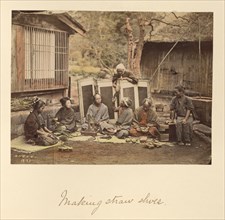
xmin=11 ymin=11 xmax=86 ymax=99
xmin=141 ymin=40 xmax=213 ymax=97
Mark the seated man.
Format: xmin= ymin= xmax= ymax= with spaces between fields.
xmin=82 ymin=93 xmax=111 ymax=133
xmin=170 ymin=85 xmax=194 ymax=146
xmin=130 ymin=98 xmax=160 ymax=138
xmin=113 ymin=97 xmax=134 ymax=139
xmin=54 ymin=97 xmax=77 ymax=133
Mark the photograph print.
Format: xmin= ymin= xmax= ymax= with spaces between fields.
xmin=11 ymin=10 xmax=213 ymax=164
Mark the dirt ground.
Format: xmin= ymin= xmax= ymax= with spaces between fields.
xmin=11 ymin=134 xmax=211 ymax=165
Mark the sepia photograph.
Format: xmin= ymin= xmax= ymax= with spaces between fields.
xmin=10 ymin=10 xmax=213 ymax=165
xmin=1 ymin=1 xmax=224 ymax=219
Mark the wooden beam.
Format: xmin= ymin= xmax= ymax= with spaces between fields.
xmin=11 ymin=25 xmax=17 ymax=92
xmin=56 ymin=14 xmax=86 ymax=36
xmin=16 ymin=25 xmax=25 ymax=92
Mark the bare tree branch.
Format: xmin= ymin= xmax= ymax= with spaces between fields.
xmin=150 ymin=18 xmax=181 ymax=27
xmin=160 ymin=12 xmax=167 ymax=20
xmin=171 ymin=12 xmax=190 ymax=22
xmin=148 ymin=22 xmax=154 ymax=39
xmin=98 ymin=58 xmax=112 ymax=73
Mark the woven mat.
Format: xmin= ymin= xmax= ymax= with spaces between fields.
xmin=11 ymin=136 xmax=62 ymax=153
xmin=11 ymin=134 xmax=174 ymax=153
xmin=94 ymin=136 xmax=127 ymax=144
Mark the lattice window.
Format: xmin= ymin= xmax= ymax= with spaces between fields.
xmin=24 ymin=26 xmax=68 ymax=90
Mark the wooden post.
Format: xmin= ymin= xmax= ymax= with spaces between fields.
xmin=11 ymin=25 xmax=17 ymax=93
xmin=198 ymin=18 xmax=202 ymax=95
xmin=16 ymin=25 xmax=25 ymax=92
xmin=157 ymin=55 xmax=161 ymax=91
xmin=68 ymin=76 xmax=71 ymax=98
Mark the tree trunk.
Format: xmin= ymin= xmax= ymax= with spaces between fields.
xmin=125 ymin=17 xmax=134 ymax=71
xmin=133 ymin=17 xmax=145 ymax=78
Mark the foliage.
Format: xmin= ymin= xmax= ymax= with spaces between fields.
xmin=69 ymin=11 xmax=128 ymax=69
xmin=154 ymin=12 xmax=213 ymax=42
xmin=11 ymin=97 xmax=33 ymax=112
xmin=69 ymin=64 xmax=100 ymax=76
xmin=68 ymin=11 xmax=213 ymax=75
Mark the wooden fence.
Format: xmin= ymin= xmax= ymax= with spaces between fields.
xmin=141 ymin=41 xmax=213 ymax=96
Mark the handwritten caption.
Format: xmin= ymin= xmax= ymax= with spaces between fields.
xmin=58 ymin=190 xmax=165 ymax=215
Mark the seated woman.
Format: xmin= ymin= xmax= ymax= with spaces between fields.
xmin=113 ymin=97 xmax=134 ymax=138
xmin=24 ymin=97 xmax=58 ymax=146
xmin=129 ymin=98 xmax=160 ymax=138
xmin=54 ymin=97 xmax=77 ymax=133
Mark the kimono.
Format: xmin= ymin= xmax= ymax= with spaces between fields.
xmin=86 ymin=103 xmax=109 ymax=123
xmin=170 ymin=95 xmax=194 ymax=143
xmin=115 ymin=107 xmax=134 ymax=138
xmin=134 ymin=106 xmax=159 ymax=125
xmin=55 ymin=107 xmax=77 ymax=132
xmin=116 ymin=107 xmax=134 ymax=126
xmin=129 ymin=106 xmax=160 ymax=137
xmin=82 ymin=103 xmax=111 ymax=132
xmin=112 ymin=70 xmax=138 ymax=85
xmin=24 ymin=111 xmax=58 ymax=146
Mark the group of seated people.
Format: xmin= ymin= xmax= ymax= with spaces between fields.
xmin=24 ymin=71 xmax=194 ymax=147
xmin=24 ymin=94 xmax=161 ymax=146
xmin=24 ymin=97 xmax=77 ymax=146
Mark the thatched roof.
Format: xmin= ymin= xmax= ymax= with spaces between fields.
xmin=145 ymin=27 xmax=213 ymax=43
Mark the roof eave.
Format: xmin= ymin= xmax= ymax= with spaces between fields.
xmin=54 ymin=13 xmax=86 ymax=36
xmin=12 ymin=11 xmax=86 ymax=36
